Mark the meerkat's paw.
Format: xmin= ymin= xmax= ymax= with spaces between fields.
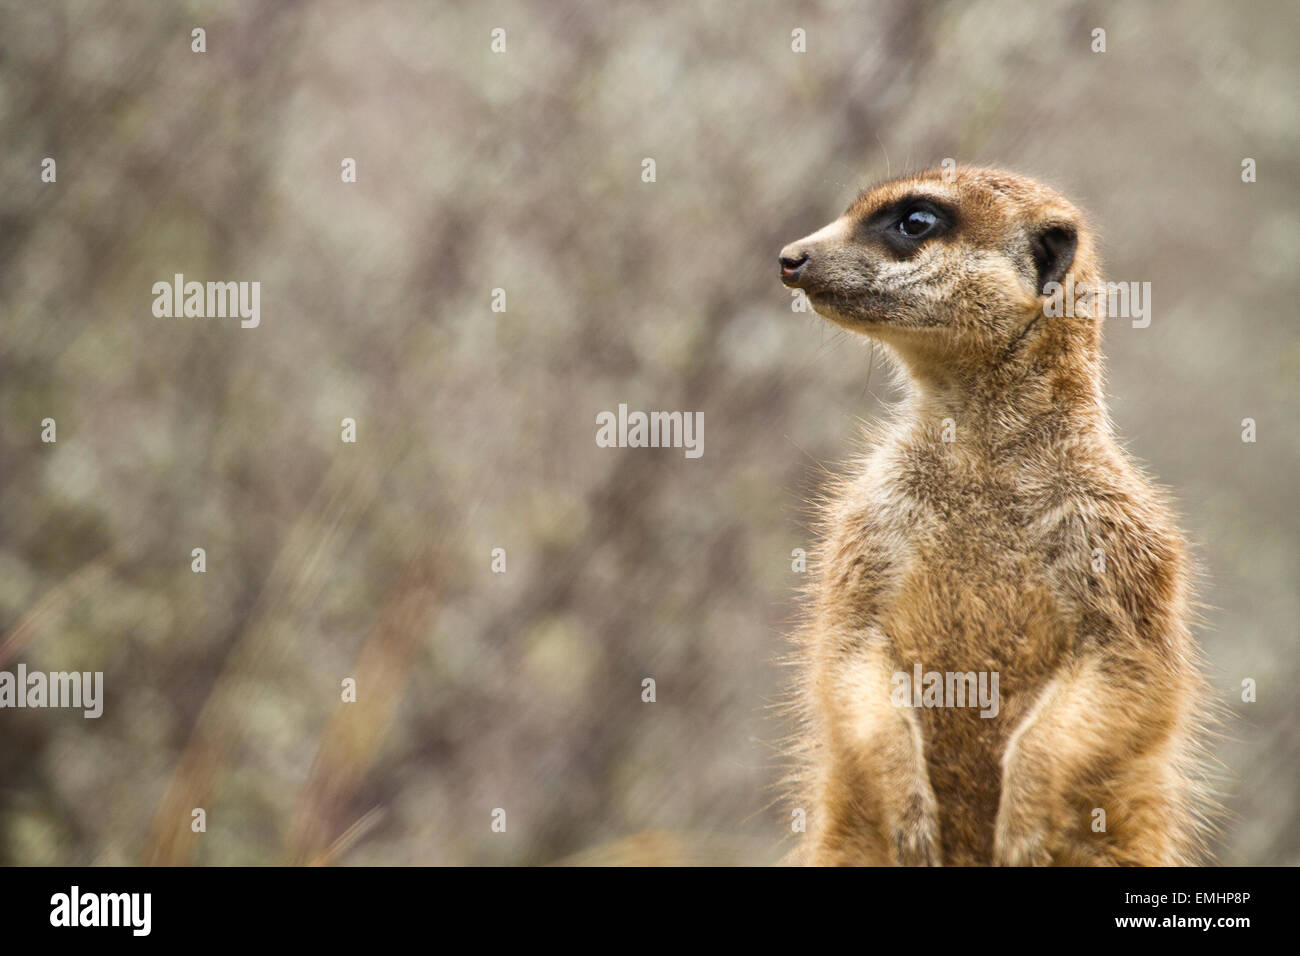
xmin=993 ymin=808 xmax=1053 ymax=866
xmin=893 ymin=791 xmax=943 ymax=866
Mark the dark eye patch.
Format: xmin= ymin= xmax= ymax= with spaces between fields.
xmin=860 ymin=197 xmax=956 ymax=257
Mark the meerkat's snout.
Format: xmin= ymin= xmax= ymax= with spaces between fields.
xmin=778 ymin=217 xmax=852 ymax=292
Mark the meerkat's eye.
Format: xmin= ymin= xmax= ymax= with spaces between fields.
xmin=897 ymin=209 xmax=938 ymax=238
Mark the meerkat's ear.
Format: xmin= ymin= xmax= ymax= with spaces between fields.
xmin=1030 ymin=222 xmax=1077 ymax=295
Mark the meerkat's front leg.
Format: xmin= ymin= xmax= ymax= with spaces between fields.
xmin=994 ymin=652 xmax=1164 ymax=866
xmin=813 ymin=630 xmax=942 ymax=866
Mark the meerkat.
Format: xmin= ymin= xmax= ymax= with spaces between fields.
xmin=778 ymin=166 xmax=1215 ymax=866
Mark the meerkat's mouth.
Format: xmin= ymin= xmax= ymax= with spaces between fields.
xmin=805 ymin=289 xmax=886 ymax=325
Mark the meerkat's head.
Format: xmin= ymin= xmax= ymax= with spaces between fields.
xmin=780 ymin=167 xmax=1101 ymax=377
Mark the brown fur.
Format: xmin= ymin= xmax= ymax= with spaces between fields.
xmin=778 ymin=167 xmax=1216 ymax=866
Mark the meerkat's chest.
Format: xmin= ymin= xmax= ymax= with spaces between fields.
xmin=861 ymin=472 xmax=1074 ymax=684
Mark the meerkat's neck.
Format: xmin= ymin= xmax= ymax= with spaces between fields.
xmin=888 ymin=318 xmax=1111 ymax=455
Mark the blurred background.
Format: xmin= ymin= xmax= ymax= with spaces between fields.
xmin=1 ymin=0 xmax=1296 ymax=865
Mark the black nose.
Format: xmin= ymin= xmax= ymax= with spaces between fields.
xmin=780 ymin=251 xmax=810 ymax=282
